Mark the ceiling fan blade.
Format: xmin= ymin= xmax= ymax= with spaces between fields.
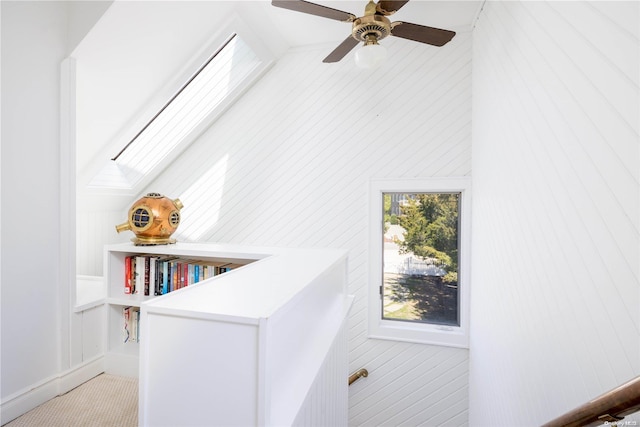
xmin=376 ymin=0 xmax=409 ymax=15
xmin=323 ymin=36 xmax=360 ymax=63
xmin=271 ymin=0 xmax=355 ymax=22
xmin=391 ymin=21 xmax=455 ymax=47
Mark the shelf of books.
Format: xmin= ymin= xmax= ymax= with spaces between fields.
xmin=103 ymin=242 xmax=267 ymax=377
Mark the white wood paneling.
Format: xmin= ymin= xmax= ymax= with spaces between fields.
xmin=293 ymin=313 xmax=349 ymax=426
xmin=470 ymin=1 xmax=639 ymax=425
xmin=146 ymin=32 xmax=473 ymax=426
xmin=76 ymin=210 xmax=129 ymax=276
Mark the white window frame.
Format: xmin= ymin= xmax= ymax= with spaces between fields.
xmin=368 ymin=177 xmax=471 ymax=348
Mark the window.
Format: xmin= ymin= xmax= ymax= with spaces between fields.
xmin=88 ymin=31 xmax=268 ymax=190
xmin=369 ymin=178 xmax=471 ymax=348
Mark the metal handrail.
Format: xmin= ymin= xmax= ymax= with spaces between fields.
xmin=542 ymin=376 xmax=640 ymax=427
xmin=349 ymin=368 xmax=368 ymax=386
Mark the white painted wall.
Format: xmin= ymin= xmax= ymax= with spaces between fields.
xmin=1 ymin=0 xmax=68 ymax=408
xmin=470 ymin=1 xmax=639 ymax=424
xmin=1 ymin=2 xmax=110 ymax=423
xmin=66 ymin=1 xmax=113 ymax=56
xmin=145 ymin=31 xmax=473 ymax=425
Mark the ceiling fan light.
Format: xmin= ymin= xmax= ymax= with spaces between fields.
xmin=354 ymin=42 xmax=387 ymax=69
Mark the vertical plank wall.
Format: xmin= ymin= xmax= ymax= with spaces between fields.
xmin=293 ymin=314 xmax=350 ymax=426
xmin=146 ymin=33 xmax=472 ymax=426
xmin=470 ymin=1 xmax=639 ymax=425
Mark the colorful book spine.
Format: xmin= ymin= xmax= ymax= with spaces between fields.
xmin=173 ymin=262 xmax=180 ymax=291
xmin=124 ymin=256 xmax=132 ymax=294
xmin=153 ymin=258 xmax=161 ymax=296
xmin=134 ymin=309 xmax=140 ymax=343
xmin=162 ymin=260 xmax=169 ymax=295
xmin=135 ymin=256 xmax=145 ymax=295
xmin=182 ymin=263 xmax=188 ymax=289
xmin=144 ymin=257 xmax=151 ymax=296
xmin=123 ymin=307 xmax=131 ymax=343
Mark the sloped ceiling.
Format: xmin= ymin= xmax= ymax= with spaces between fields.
xmin=73 ymin=0 xmax=482 ymax=197
xmin=266 ymin=0 xmax=483 ymax=46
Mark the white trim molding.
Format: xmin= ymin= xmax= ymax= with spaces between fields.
xmin=0 ymin=356 xmax=104 ymax=425
xmin=368 ymin=177 xmax=471 ymax=348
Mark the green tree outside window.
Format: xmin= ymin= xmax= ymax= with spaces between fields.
xmin=382 ymin=192 xmax=460 ymax=325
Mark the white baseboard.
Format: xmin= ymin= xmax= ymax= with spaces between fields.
xmin=0 ymin=376 xmax=59 ymax=426
xmin=58 ymin=355 xmax=105 ymax=395
xmin=1 ymin=356 xmax=105 ymax=425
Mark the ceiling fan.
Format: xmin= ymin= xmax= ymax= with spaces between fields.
xmin=271 ymin=0 xmax=456 ymax=66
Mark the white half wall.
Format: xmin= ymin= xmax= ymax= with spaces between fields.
xmin=470 ymin=1 xmax=639 ymax=424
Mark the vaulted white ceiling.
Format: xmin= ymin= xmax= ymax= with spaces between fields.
xmin=264 ymin=0 xmax=482 ymax=46
xmin=73 ymin=0 xmax=482 ymax=197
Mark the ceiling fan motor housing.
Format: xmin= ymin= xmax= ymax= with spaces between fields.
xmin=352 ymin=14 xmax=391 ymax=43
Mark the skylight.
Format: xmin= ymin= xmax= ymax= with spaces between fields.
xmin=89 ymin=33 xmax=263 ymax=190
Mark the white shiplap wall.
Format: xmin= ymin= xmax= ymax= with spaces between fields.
xmin=76 ymin=209 xmax=130 ymax=274
xmin=145 ymin=32 xmax=472 ymax=426
xmin=293 ymin=313 xmax=350 ymax=426
xmin=470 ymin=1 xmax=639 ymax=425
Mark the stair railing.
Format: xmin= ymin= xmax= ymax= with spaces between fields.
xmin=349 ymin=368 xmax=368 ymax=386
xmin=542 ymin=376 xmax=640 ymax=427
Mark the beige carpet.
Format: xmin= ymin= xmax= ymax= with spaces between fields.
xmin=4 ymin=374 xmax=137 ymax=427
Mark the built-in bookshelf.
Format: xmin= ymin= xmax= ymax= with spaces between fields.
xmin=104 ymin=242 xmax=352 ymax=425
xmin=103 ymin=242 xmax=266 ymax=377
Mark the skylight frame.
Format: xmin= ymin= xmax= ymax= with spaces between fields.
xmin=86 ymin=19 xmax=275 ymax=193
xmin=110 ymin=34 xmax=239 ymax=162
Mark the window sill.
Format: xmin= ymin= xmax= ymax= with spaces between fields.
xmin=369 ymin=319 xmax=469 ymax=348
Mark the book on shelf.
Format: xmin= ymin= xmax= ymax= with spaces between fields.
xmin=135 ymin=256 xmax=145 ymax=295
xmin=123 ymin=306 xmax=130 ymax=343
xmin=153 ymin=256 xmax=174 ymax=296
xmin=123 ymin=306 xmax=141 ymax=344
xmin=144 ymin=256 xmax=151 ymax=296
xmin=124 ymin=256 xmax=133 ymax=294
